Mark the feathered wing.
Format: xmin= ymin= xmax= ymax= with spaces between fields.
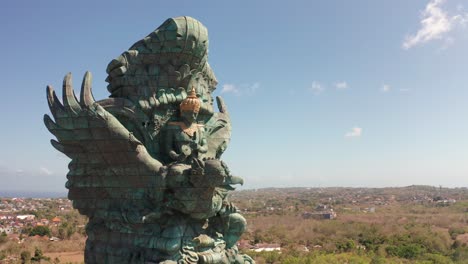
xmin=44 ymin=72 xmax=164 ymax=222
xmin=203 ymin=96 xmax=232 ymax=159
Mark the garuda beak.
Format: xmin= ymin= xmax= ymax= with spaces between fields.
xmin=223 ymin=175 xmax=244 ymax=190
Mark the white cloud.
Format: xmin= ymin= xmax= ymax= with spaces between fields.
xmin=400 ymin=88 xmax=410 ymax=92
xmin=345 ymin=127 xmax=362 ymax=138
xmin=221 ymin=84 xmax=240 ymax=95
xmin=335 ymin=81 xmax=349 ymax=90
xmin=308 ymin=81 xmax=324 ymax=95
xmin=453 ymin=13 xmax=468 ymax=27
xmin=403 ymin=0 xmax=468 ymax=49
xmin=381 ymin=84 xmax=391 ymax=92
xmin=221 ymin=82 xmax=260 ymax=96
xmin=16 ymin=169 xmax=24 ymax=174
xmin=39 ymin=167 xmax=53 ymax=176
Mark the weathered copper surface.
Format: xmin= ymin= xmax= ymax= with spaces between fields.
xmin=44 ymin=16 xmax=253 ymax=264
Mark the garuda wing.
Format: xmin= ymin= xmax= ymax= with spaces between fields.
xmin=44 ymin=72 xmax=164 ymax=223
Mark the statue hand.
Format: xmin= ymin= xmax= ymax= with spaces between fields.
xmin=192 ymin=234 xmax=214 ymax=248
xmin=198 ymin=147 xmax=208 ymax=154
xmin=170 ymin=148 xmax=190 ymax=162
xmin=220 ymin=201 xmax=238 ymax=215
xmin=169 ymin=150 xmax=179 ymax=160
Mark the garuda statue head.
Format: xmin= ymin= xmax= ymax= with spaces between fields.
xmin=106 ymin=16 xmax=217 ymax=116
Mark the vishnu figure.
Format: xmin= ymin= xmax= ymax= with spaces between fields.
xmin=165 ymin=87 xmax=207 ymax=165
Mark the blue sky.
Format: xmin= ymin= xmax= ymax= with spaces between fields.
xmin=1 ymin=0 xmax=468 ymax=192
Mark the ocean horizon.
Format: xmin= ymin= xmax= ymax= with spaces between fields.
xmin=0 ymin=190 xmax=67 ymax=198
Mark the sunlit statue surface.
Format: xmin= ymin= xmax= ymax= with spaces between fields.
xmin=44 ymin=16 xmax=254 ymax=264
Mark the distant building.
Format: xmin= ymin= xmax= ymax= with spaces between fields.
xmin=253 ymin=243 xmax=281 ymax=252
xmin=16 ymin=215 xmax=35 ymax=221
xmin=302 ymin=209 xmax=337 ymax=220
xmin=436 ymin=199 xmax=456 ymax=206
xmin=52 ymin=216 xmax=61 ymax=225
xmin=322 ymin=211 xmax=337 ymax=219
xmin=363 ymin=207 xmax=376 ymax=213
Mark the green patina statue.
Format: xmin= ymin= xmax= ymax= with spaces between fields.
xmin=44 ymin=16 xmax=254 ymax=264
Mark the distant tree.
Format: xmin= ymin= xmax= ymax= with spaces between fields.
xmin=0 ymin=232 xmax=7 ymax=244
xmin=357 ymin=226 xmax=386 ymax=252
xmin=264 ymin=251 xmax=280 ymax=263
xmin=336 ymin=239 xmax=355 ymax=252
xmin=448 ymin=227 xmax=465 ymax=240
xmin=58 ymin=222 xmax=76 ymax=239
xmin=370 ymin=256 xmax=386 ymax=264
xmin=21 ymin=227 xmax=32 ymax=236
xmin=421 ymin=253 xmax=452 ymax=264
xmin=452 ymin=245 xmax=468 ymax=262
xmin=31 ymin=247 xmax=50 ymax=263
xmin=29 ymin=226 xmax=51 ymax=237
xmin=253 ymin=229 xmax=264 ymax=244
xmin=386 ymin=243 xmax=425 ymax=259
xmin=20 ymin=250 xmax=31 ymax=264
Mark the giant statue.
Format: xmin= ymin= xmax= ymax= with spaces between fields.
xmin=44 ymin=16 xmax=254 ymax=264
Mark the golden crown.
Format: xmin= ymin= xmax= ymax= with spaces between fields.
xmin=180 ymin=87 xmax=201 ymax=113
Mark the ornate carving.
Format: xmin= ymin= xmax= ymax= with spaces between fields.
xmin=44 ymin=16 xmax=253 ymax=263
